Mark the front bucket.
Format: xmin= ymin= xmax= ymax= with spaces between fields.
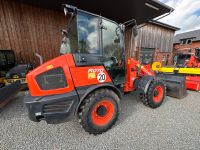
xmin=155 ymin=73 xmax=187 ymax=99
xmin=0 ymin=80 xmax=21 ymax=108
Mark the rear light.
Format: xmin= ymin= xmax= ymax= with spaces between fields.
xmin=36 ymin=67 xmax=67 ymax=90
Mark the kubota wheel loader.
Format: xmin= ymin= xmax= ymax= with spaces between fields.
xmin=24 ymin=5 xmax=185 ymax=135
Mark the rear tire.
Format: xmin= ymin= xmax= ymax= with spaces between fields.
xmin=78 ymin=89 xmax=120 ymax=135
xmin=140 ymin=79 xmax=166 ymax=108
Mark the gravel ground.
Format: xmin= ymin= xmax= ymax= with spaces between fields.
xmin=0 ymin=91 xmax=200 ymax=150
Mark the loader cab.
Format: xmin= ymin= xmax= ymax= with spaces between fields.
xmin=61 ymin=6 xmax=126 ymax=85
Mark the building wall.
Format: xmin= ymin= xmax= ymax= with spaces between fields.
xmin=0 ymin=0 xmax=176 ymax=66
xmin=173 ymin=41 xmax=200 ymax=53
xmin=137 ymin=23 xmax=175 ymax=52
xmin=0 ymin=0 xmax=66 ymax=65
xmin=154 ymin=51 xmax=172 ymax=66
xmin=125 ymin=24 xmax=175 ymax=65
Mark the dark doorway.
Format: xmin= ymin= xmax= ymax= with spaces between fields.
xmin=139 ymin=48 xmax=154 ymax=65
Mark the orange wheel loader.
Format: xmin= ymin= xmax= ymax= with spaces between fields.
xmin=24 ymin=5 xmax=184 ymax=135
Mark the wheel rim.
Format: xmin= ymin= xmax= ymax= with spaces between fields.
xmin=91 ymin=100 xmax=115 ymax=126
xmin=153 ymin=86 xmax=164 ymax=103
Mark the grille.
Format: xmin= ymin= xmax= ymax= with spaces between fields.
xmin=36 ymin=67 xmax=67 ymax=90
xmin=43 ymin=100 xmax=73 ymax=113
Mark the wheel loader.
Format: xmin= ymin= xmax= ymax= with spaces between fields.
xmin=24 ymin=5 xmax=186 ymax=135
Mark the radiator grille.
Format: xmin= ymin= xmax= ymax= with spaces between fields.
xmin=43 ymin=100 xmax=73 ymax=113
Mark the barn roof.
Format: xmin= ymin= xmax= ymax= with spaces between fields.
xmin=174 ymin=29 xmax=200 ymax=44
xmin=149 ymin=20 xmax=180 ymax=31
xmin=17 ymin=0 xmax=174 ymax=25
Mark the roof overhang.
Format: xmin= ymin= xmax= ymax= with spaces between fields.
xmin=149 ymin=20 xmax=180 ymax=31
xmin=17 ymin=0 xmax=173 ymax=24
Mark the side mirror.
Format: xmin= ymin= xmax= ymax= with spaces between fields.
xmin=132 ymin=25 xmax=138 ymax=37
xmin=64 ymin=7 xmax=68 ymax=16
xmin=114 ymin=36 xmax=120 ymax=43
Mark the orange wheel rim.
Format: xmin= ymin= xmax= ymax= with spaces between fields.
xmin=153 ymin=86 xmax=164 ymax=103
xmin=91 ymin=100 xmax=115 ymax=126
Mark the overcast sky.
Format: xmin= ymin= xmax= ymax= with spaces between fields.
xmin=159 ymin=0 xmax=200 ymax=34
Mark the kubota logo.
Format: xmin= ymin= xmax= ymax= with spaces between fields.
xmin=88 ymin=69 xmax=104 ymax=73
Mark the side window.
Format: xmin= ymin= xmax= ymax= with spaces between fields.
xmin=102 ymin=19 xmax=122 ymax=61
xmin=36 ymin=68 xmax=67 ymax=90
xmin=102 ymin=19 xmax=125 ymax=85
xmin=77 ymin=12 xmax=99 ymax=54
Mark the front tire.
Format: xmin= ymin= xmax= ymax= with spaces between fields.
xmin=140 ymin=79 xmax=166 ymax=108
xmin=78 ymin=89 xmax=120 ymax=135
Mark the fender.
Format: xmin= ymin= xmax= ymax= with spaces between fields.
xmin=136 ymin=76 xmax=154 ymax=94
xmin=75 ymin=83 xmax=122 ymax=113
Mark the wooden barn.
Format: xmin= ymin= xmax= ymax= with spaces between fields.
xmin=0 ymin=0 xmax=176 ymax=66
xmin=135 ymin=21 xmax=179 ymax=65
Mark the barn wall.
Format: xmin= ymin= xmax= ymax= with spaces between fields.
xmin=0 ymin=0 xmax=66 ymax=65
xmin=137 ymin=23 xmax=175 ymax=52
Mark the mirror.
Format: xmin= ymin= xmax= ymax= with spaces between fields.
xmin=114 ymin=36 xmax=120 ymax=43
xmin=60 ymin=36 xmax=71 ymax=54
xmin=64 ymin=7 xmax=68 ymax=16
xmin=132 ymin=25 xmax=138 ymax=37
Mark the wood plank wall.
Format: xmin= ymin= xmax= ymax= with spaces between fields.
xmin=0 ymin=0 xmax=175 ymax=65
xmin=0 ymin=0 xmax=66 ymax=65
xmin=137 ymin=23 xmax=175 ymax=52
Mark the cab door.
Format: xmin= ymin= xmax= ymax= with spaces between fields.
xmin=101 ymin=19 xmax=126 ymax=85
xmin=72 ymin=11 xmax=102 ymax=66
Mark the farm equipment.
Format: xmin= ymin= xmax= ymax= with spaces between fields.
xmin=4 ymin=52 xmax=43 ymax=89
xmin=0 ymin=80 xmax=21 ymax=108
xmin=0 ymin=50 xmax=23 ymax=108
xmin=0 ymin=50 xmax=16 ymax=87
xmin=152 ymin=48 xmax=200 ymax=91
xmin=0 ymin=50 xmax=43 ymax=108
xmin=24 ymin=5 xmax=186 ymax=135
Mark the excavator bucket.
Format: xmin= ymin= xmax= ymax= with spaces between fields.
xmin=155 ymin=73 xmax=187 ymax=99
xmin=0 ymin=80 xmax=21 ymax=108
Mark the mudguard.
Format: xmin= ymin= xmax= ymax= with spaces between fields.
xmin=135 ymin=76 xmax=155 ymax=94
xmin=0 ymin=80 xmax=21 ymax=108
xmin=75 ymin=83 xmax=122 ymax=113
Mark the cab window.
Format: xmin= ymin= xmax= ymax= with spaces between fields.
xmin=102 ymin=19 xmax=125 ymax=85
xmin=77 ymin=12 xmax=99 ymax=54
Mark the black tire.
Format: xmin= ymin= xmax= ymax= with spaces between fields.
xmin=78 ymin=89 xmax=120 ymax=135
xmin=140 ymin=79 xmax=166 ymax=109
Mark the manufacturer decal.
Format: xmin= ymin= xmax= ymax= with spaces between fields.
xmin=88 ymin=69 xmax=106 ymax=82
xmin=88 ymin=72 xmax=96 ymax=79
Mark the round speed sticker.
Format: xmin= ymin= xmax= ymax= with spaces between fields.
xmin=97 ymin=72 xmax=106 ymax=83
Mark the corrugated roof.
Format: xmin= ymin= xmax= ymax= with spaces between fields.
xmin=174 ymin=29 xmax=200 ymax=43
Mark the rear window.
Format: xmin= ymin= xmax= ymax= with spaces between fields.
xmin=36 ymin=67 xmax=67 ymax=90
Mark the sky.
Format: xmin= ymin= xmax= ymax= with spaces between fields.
xmin=159 ymin=0 xmax=200 ymax=33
